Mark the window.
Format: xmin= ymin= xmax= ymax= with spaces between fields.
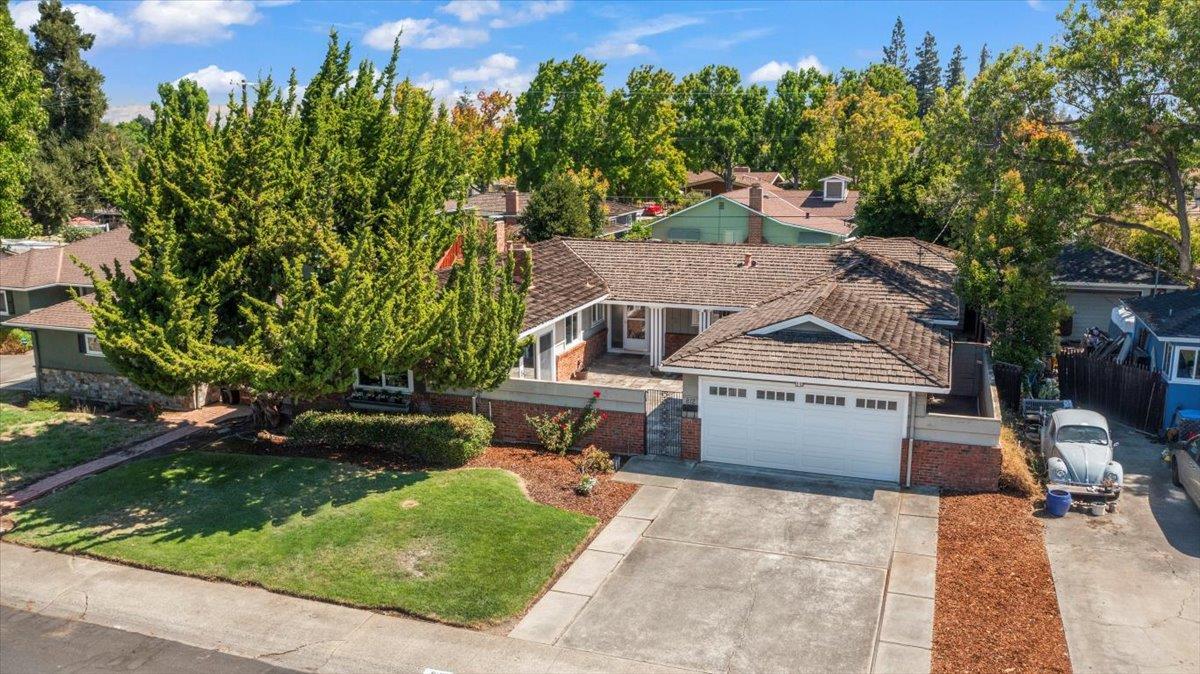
xmin=83 ymin=333 xmax=104 ymax=356
xmin=856 ymin=398 xmax=898 ymax=411
xmin=512 ymin=341 xmax=536 ymax=379
xmin=708 ymin=386 xmax=747 ymax=398
xmin=354 ymin=370 xmax=413 ymax=392
xmin=712 ymin=310 xmax=736 ymax=321
xmin=1175 ymin=347 xmax=1199 ymax=382
xmin=756 ymin=389 xmax=796 ymax=402
xmin=564 ymin=312 xmax=580 ymax=344
xmin=1056 ymin=425 xmax=1109 ymax=445
xmin=804 ymin=393 xmax=845 ymax=406
xmin=0 ymin=290 xmax=8 ymax=316
xmin=668 ymin=227 xmax=702 ymax=241
xmin=690 ymin=309 xmax=700 ymax=327
xmin=823 ymin=179 xmax=845 ymax=201
xmin=589 ymin=304 xmax=605 ymax=326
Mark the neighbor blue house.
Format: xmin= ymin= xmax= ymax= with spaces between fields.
xmin=1112 ymin=289 xmax=1200 ymax=432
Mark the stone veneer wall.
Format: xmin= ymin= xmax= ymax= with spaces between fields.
xmin=39 ymin=367 xmax=212 ymax=410
xmin=419 ymin=391 xmax=645 ymax=455
xmin=902 ymin=439 xmax=1001 ymax=492
xmin=681 ymin=417 xmax=701 ymax=460
xmin=555 ymin=329 xmax=608 ymax=381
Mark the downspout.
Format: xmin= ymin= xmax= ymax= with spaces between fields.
xmin=905 ymin=392 xmax=916 ymax=488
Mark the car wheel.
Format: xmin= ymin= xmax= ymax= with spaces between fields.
xmin=1172 ymin=458 xmax=1183 ymax=488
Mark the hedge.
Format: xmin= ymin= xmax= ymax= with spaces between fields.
xmin=288 ymin=411 xmax=494 ymax=467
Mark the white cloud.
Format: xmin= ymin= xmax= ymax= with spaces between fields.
xmin=439 ymin=0 xmax=500 ymax=22
xmin=449 ymin=52 xmax=518 ymax=81
xmin=1026 ymin=0 xmax=1046 ymax=10
xmin=747 ymin=55 xmax=827 ymax=83
xmin=10 ymin=1 xmax=132 ymax=47
xmin=489 ymin=0 xmax=569 ymax=28
xmin=584 ymin=14 xmax=701 ymax=59
xmin=363 ymin=17 xmax=488 ymax=50
xmin=104 ymin=104 xmax=154 ymax=124
xmin=176 ymin=64 xmax=248 ymax=98
xmin=132 ymin=0 xmax=261 ymax=44
xmin=413 ymin=75 xmax=462 ymax=105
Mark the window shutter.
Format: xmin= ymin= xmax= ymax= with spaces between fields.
xmin=78 ymin=333 xmax=87 ymax=353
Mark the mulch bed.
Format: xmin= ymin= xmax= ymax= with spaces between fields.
xmin=933 ymin=491 xmax=1072 ymax=674
xmin=468 ymin=445 xmax=637 ymax=522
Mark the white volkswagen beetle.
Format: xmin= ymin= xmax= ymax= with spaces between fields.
xmin=1040 ymin=409 xmax=1123 ymax=499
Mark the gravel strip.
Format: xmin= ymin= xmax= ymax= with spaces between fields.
xmin=932 ymin=492 xmax=1072 ymax=674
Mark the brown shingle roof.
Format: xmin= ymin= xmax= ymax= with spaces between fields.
xmin=842 ymin=237 xmax=958 ymax=274
xmin=445 ymin=191 xmax=526 ymax=217
xmin=722 ymin=186 xmax=857 ymax=234
xmin=0 ymin=227 xmax=137 ymax=289
xmin=664 ymin=283 xmax=951 ymax=388
xmin=2 ymin=296 xmax=95 ymax=331
xmin=522 ymin=239 xmax=608 ymax=331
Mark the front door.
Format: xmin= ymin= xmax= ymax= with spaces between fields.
xmin=537 ymin=331 xmax=554 ymax=380
xmin=623 ymin=305 xmax=648 ymax=352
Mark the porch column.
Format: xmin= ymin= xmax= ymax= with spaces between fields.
xmin=698 ymin=309 xmax=712 ymax=332
xmin=648 ymin=306 xmax=665 ymax=367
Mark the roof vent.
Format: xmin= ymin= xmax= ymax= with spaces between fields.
xmin=740 ymin=253 xmax=756 ymax=268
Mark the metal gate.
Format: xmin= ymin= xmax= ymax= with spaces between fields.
xmin=645 ymin=388 xmax=683 ymax=457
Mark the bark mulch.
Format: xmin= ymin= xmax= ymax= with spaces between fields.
xmin=467 ymin=445 xmax=637 ymax=523
xmin=933 ymin=491 xmax=1072 ymax=674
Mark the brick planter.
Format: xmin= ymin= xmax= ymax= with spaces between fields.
xmin=903 ymin=439 xmax=1001 ymax=492
xmin=681 ymin=417 xmax=701 ymax=460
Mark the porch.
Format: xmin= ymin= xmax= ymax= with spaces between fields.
xmin=573 ymin=352 xmax=683 ymax=393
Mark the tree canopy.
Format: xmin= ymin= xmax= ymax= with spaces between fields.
xmin=676 ymin=65 xmax=767 ymax=191
xmin=0 ymin=5 xmax=46 ymax=237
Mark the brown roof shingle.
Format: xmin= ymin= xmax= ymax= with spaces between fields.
xmin=522 ymin=239 xmax=608 ymax=331
xmin=0 ymin=227 xmax=138 ymax=289
xmin=3 ymin=295 xmax=95 ymax=331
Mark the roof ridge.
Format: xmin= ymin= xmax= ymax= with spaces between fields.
xmin=555 ymin=238 xmax=612 ymax=294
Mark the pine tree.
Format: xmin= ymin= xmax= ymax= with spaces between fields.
xmin=912 ymin=31 xmax=942 ymax=116
xmin=0 ymin=6 xmax=47 ymax=238
xmin=945 ymin=45 xmax=966 ymax=90
xmin=978 ymin=44 xmax=991 ymax=76
xmin=29 ymin=0 xmax=105 ymax=139
xmin=882 ymin=17 xmax=909 ymax=73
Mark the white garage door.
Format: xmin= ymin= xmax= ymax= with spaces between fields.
xmin=700 ymin=379 xmax=905 ymax=482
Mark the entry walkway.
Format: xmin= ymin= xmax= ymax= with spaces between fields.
xmin=0 ymin=543 xmax=688 ymax=673
xmin=1 ymin=404 xmax=247 ymax=511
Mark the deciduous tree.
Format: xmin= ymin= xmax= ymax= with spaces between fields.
xmin=521 ymin=170 xmax=608 ymax=241
xmin=510 ymin=55 xmax=607 ymax=190
xmin=601 ymin=66 xmax=686 ymax=201
xmin=0 ymin=6 xmax=45 ymax=237
xmin=676 ymin=64 xmax=767 ymax=191
xmin=764 ymin=68 xmax=835 ymax=187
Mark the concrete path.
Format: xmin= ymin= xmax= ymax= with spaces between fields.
xmin=3 ymin=605 xmax=296 ymax=673
xmin=1044 ymin=425 xmax=1200 ymax=673
xmin=0 ymin=351 xmax=36 ymax=392
xmin=0 ymin=543 xmax=690 ymax=673
xmin=1 ymin=404 xmax=247 ymax=511
xmin=513 ymin=456 xmax=938 ymax=674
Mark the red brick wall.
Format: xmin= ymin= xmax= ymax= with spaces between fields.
xmin=903 ymin=439 xmax=1001 ymax=492
xmin=555 ymin=329 xmax=608 ymax=381
xmin=681 ymin=417 xmax=701 ymax=460
xmin=664 ymin=332 xmax=695 ymax=358
xmin=420 ymin=392 xmax=645 ymax=455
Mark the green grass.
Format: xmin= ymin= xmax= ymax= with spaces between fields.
xmin=0 ymin=403 xmax=167 ymax=493
xmin=7 ymin=450 xmax=596 ymax=625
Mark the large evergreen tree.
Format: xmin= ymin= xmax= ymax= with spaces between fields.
xmin=912 ymin=31 xmax=942 ymax=116
xmin=978 ymin=44 xmax=991 ymax=76
xmin=601 ymin=66 xmax=686 ymax=201
xmin=945 ymin=45 xmax=966 ymax=90
xmin=882 ymin=17 xmax=909 ymax=73
xmin=510 ymin=55 xmax=607 ymax=190
xmin=86 ymin=36 xmax=526 ymax=425
xmin=0 ymin=5 xmax=46 ymax=238
xmin=521 ymin=170 xmax=607 ymax=241
xmin=29 ymin=0 xmax=105 ymax=139
xmin=676 ymin=64 xmax=767 ymax=190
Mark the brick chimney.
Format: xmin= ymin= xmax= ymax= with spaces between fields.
xmin=504 ymin=189 xmax=521 ymax=227
xmin=747 ymin=184 xmax=764 ymax=244
xmin=494 ymin=218 xmax=507 ymax=255
xmin=733 ymin=166 xmax=751 ymax=173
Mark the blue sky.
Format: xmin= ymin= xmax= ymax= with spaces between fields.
xmin=9 ymin=0 xmax=1070 ymax=122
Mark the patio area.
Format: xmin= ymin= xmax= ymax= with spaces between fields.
xmin=577 ymin=353 xmax=683 ymax=393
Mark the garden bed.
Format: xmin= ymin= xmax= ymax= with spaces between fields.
xmin=932 ymin=490 xmax=1072 ymax=674
xmin=467 ymin=445 xmax=637 ymax=522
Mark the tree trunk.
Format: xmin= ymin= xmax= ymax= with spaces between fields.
xmin=1166 ymin=157 xmax=1195 ymax=278
xmin=251 ymin=392 xmax=286 ymax=429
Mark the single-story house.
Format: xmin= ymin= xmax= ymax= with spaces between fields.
xmin=1054 ymin=242 xmax=1189 ymax=342
xmin=0 ymin=227 xmax=135 ymax=319
xmin=1110 ymin=289 xmax=1200 ymax=431
xmin=684 ymin=167 xmax=784 ymax=196
xmin=651 ymin=176 xmax=859 ymax=245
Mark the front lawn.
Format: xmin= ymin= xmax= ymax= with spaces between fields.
xmin=0 ymin=403 xmax=168 ymax=493
xmin=6 ymin=450 xmax=596 ymax=625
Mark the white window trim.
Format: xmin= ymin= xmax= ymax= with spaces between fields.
xmin=353 ymin=369 xmax=414 ymax=393
xmin=83 ymin=332 xmax=104 ymax=357
xmin=0 ymin=291 xmax=9 ymax=316
xmin=1171 ymin=346 xmax=1200 ymax=384
xmin=689 ymin=309 xmax=700 ymax=327
xmin=590 ymin=303 xmax=605 ymax=327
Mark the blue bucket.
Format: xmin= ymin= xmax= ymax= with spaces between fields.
xmin=1045 ymin=489 xmax=1072 ymax=517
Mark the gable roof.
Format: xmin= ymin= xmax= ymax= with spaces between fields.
xmin=841 ymin=236 xmax=959 ymax=274
xmin=663 ymin=282 xmax=951 ymax=389
xmin=1124 ymin=289 xmax=1200 ymax=339
xmin=0 ymin=227 xmax=138 ymax=290
xmin=2 ymin=295 xmax=94 ymax=332
xmin=444 ymin=191 xmax=526 ymax=217
xmin=720 ymin=187 xmax=856 ymax=236
xmin=1054 ymin=243 xmax=1187 ymax=288
xmin=521 ymin=239 xmax=608 ymax=332
xmin=684 ymin=170 xmax=782 ymax=189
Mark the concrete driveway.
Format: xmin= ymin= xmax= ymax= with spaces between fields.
xmin=1044 ymin=425 xmax=1200 ymax=673
xmin=0 ymin=351 xmax=36 ymax=392
xmin=517 ymin=459 xmax=939 ymax=674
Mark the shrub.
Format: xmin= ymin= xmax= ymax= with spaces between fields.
xmin=288 ymin=411 xmax=494 ymax=467
xmin=998 ymin=424 xmax=1040 ymax=498
xmin=526 ymin=391 xmax=603 ymax=455
xmin=61 ymin=226 xmax=98 ymax=242
xmin=27 ymin=397 xmax=64 ymax=412
xmin=577 ymin=445 xmax=614 ymax=475
xmin=0 ymin=328 xmax=32 ymax=355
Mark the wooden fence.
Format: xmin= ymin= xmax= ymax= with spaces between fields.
xmin=993 ymin=361 xmax=1023 ymax=413
xmin=1058 ymin=351 xmax=1167 ymax=433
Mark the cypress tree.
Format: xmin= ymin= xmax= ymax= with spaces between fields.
xmin=882 ymin=17 xmax=908 ymax=73
xmin=29 ymin=0 xmax=105 ymax=139
xmin=978 ymin=44 xmax=991 ymax=76
xmin=945 ymin=45 xmax=966 ymax=90
xmin=913 ymin=31 xmax=941 ymax=116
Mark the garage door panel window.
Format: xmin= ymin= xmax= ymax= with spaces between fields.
xmin=805 ymin=394 xmax=845 ymax=406
xmin=855 ymin=398 xmax=898 ymax=411
xmin=756 ymin=389 xmax=796 ymax=402
xmin=709 ymin=386 xmax=747 ymax=398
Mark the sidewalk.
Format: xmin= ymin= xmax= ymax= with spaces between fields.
xmin=0 ymin=544 xmax=690 ymax=673
xmin=1 ymin=404 xmax=247 ymax=511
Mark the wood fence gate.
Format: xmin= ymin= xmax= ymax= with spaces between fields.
xmin=1058 ymin=351 xmax=1167 ymax=433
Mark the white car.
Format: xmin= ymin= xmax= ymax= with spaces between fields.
xmin=1040 ymin=409 xmax=1123 ymax=499
xmin=1171 ymin=435 xmax=1200 ymax=510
